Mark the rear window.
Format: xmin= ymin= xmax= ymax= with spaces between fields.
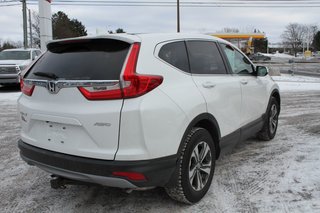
xmin=0 ymin=51 xmax=30 ymax=60
xmin=158 ymin=41 xmax=190 ymax=73
xmin=26 ymin=39 xmax=130 ymax=80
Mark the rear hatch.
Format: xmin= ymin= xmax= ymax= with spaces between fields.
xmin=18 ymin=38 xmax=132 ymax=160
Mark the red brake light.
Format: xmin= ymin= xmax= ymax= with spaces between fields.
xmin=78 ymin=42 xmax=163 ymax=100
xmin=20 ymin=78 xmax=35 ymax=96
xmin=122 ymin=43 xmax=163 ymax=98
xmin=112 ymin=171 xmax=146 ymax=181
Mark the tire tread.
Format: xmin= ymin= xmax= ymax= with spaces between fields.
xmin=165 ymin=127 xmax=203 ymax=204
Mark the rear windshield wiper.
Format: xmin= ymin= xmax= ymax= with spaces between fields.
xmin=33 ymin=71 xmax=59 ymax=80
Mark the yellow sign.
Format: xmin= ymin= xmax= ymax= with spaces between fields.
xmin=210 ymin=33 xmax=265 ymax=39
xmin=304 ymin=51 xmax=312 ymax=57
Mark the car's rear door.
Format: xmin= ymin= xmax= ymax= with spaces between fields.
xmin=18 ymin=39 xmax=132 ymax=160
xmin=187 ymin=40 xmax=242 ymax=138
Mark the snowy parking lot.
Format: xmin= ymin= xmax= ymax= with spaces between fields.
xmin=0 ymin=75 xmax=320 ymax=212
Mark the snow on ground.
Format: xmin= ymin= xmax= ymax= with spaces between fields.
xmin=272 ymin=74 xmax=320 ymax=83
xmin=0 ymin=75 xmax=319 ymax=212
xmin=271 ymin=74 xmax=320 ymax=92
xmin=0 ymin=86 xmax=21 ymax=104
xmin=0 ymin=92 xmax=20 ymax=103
xmin=1 ymin=90 xmax=319 ymax=212
xmin=263 ymin=53 xmax=294 ymax=59
xmin=278 ymin=82 xmax=320 ymax=92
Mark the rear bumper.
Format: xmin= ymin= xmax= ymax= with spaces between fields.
xmin=18 ymin=140 xmax=177 ymax=188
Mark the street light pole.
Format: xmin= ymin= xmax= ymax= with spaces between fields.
xmin=177 ymin=0 xmax=180 ymax=33
xmin=21 ymin=0 xmax=28 ymax=49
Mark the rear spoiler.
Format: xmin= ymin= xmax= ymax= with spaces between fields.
xmin=47 ymin=34 xmax=140 ymax=50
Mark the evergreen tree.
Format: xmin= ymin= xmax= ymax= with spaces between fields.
xmin=313 ymin=31 xmax=320 ymax=51
xmin=115 ymin=28 xmax=125 ymax=33
xmin=52 ymin=11 xmax=87 ymax=39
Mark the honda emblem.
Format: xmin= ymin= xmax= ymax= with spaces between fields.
xmin=47 ymin=81 xmax=57 ymax=94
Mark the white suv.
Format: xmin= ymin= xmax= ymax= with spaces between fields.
xmin=18 ymin=33 xmax=280 ymax=204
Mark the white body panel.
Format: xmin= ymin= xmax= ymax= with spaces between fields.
xmin=192 ymin=75 xmax=242 ymax=136
xmin=239 ymin=75 xmax=270 ymax=125
xmin=116 ymin=89 xmax=188 ymax=160
xmin=18 ymin=86 xmax=122 ymax=160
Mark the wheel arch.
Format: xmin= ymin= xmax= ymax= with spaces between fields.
xmin=166 ymin=113 xmax=221 ymax=188
xmin=177 ymin=113 xmax=221 ymax=160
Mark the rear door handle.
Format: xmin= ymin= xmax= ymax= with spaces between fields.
xmin=202 ymin=82 xmax=216 ymax=89
xmin=240 ymin=79 xmax=248 ymax=85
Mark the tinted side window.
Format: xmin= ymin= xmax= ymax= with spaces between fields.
xmin=220 ymin=44 xmax=253 ymax=75
xmin=26 ymin=39 xmax=130 ymax=80
xmin=187 ymin=41 xmax=227 ymax=75
xmin=158 ymin=41 xmax=189 ymax=73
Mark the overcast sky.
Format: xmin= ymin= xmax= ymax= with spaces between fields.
xmin=0 ymin=2 xmax=319 ymax=44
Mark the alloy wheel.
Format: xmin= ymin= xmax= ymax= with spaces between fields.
xmin=269 ymin=104 xmax=278 ymax=134
xmin=188 ymin=141 xmax=212 ymax=191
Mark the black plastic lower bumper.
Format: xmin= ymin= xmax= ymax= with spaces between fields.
xmin=18 ymin=140 xmax=177 ymax=188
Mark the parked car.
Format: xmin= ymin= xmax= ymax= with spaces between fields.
xmin=0 ymin=48 xmax=41 ymax=86
xmin=249 ymin=52 xmax=271 ymax=61
xmin=18 ymin=34 xmax=280 ymax=204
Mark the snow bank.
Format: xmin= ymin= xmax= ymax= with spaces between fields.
xmin=277 ymin=82 xmax=320 ymax=92
xmin=272 ymin=74 xmax=320 ymax=92
xmin=272 ymin=74 xmax=320 ymax=83
xmin=263 ymin=53 xmax=294 ymax=59
xmin=0 ymin=92 xmax=21 ymax=104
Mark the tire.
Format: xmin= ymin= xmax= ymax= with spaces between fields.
xmin=258 ymin=97 xmax=280 ymax=141
xmin=165 ymin=127 xmax=216 ymax=204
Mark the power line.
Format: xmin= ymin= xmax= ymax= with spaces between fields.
xmin=24 ymin=3 xmax=320 ymax=8
xmin=23 ymin=0 xmax=320 ymax=3
xmin=35 ymin=0 xmax=320 ymax=1
xmin=3 ymin=0 xmax=320 ymax=8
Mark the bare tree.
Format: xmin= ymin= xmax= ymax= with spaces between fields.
xmin=0 ymin=40 xmax=22 ymax=51
xmin=281 ymin=23 xmax=305 ymax=56
xmin=218 ymin=27 xmax=240 ymax=33
xmin=31 ymin=11 xmax=40 ymax=48
xmin=303 ymin=24 xmax=318 ymax=50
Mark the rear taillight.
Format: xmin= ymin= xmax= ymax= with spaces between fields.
xmin=20 ymin=78 xmax=35 ymax=96
xmin=79 ymin=43 xmax=163 ymax=100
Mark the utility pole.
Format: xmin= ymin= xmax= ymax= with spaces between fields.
xmin=177 ymin=0 xmax=180 ymax=33
xmin=21 ymin=0 xmax=28 ymax=49
xmin=39 ymin=0 xmax=53 ymax=51
xmin=28 ymin=9 xmax=33 ymax=48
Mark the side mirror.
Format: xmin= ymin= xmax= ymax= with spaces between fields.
xmin=32 ymin=55 xmax=38 ymax=61
xmin=256 ymin=66 xmax=268 ymax=77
